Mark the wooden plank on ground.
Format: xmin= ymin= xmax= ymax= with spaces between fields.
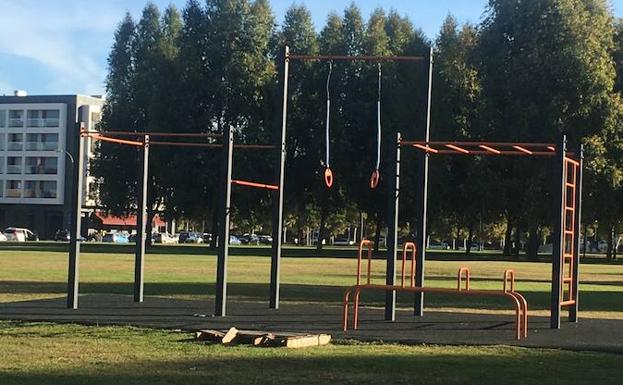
xmin=221 ymin=327 xmax=238 ymax=344
xmin=195 ymin=329 xmax=225 ymax=342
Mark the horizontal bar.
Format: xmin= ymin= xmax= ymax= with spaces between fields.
xmin=150 ymin=141 xmax=221 ymax=148
xmin=445 ymin=144 xmax=470 ymax=154
xmin=84 ymin=133 xmax=143 ymax=147
xmin=479 ymin=144 xmax=501 ymax=155
xmin=401 ymin=140 xmax=556 ymax=148
xmin=231 ymin=179 xmax=279 ymax=191
xmin=560 ymin=300 xmax=576 ymax=306
xmin=287 ymin=54 xmax=425 ymax=62
xmin=512 ymin=145 xmax=533 ymax=155
xmin=413 ymin=144 xmax=439 ymax=153
xmin=82 ymin=130 xmax=222 ymax=138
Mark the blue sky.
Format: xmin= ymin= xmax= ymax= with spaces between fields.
xmin=0 ymin=0 xmax=622 ymax=96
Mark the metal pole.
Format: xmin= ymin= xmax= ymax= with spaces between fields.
xmin=270 ymin=45 xmax=289 ymax=309
xmin=551 ymin=135 xmax=567 ymax=329
xmin=414 ymin=47 xmax=433 ymax=316
xmin=215 ymin=127 xmax=233 ymax=316
xmin=385 ymin=133 xmax=401 ymax=321
xmin=67 ymin=123 xmax=85 ymax=309
xmin=134 ymin=135 xmax=149 ymax=302
xmin=569 ymin=144 xmax=583 ymax=322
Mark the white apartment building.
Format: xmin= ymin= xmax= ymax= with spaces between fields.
xmin=0 ymin=94 xmax=103 ymax=238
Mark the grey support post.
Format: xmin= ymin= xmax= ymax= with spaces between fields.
xmin=215 ymin=127 xmax=234 ymax=316
xmin=569 ymin=144 xmax=583 ymax=322
xmin=414 ymin=47 xmax=433 ymax=316
xmin=67 ymin=123 xmax=85 ymax=309
xmin=134 ymin=135 xmax=149 ymax=303
xmin=270 ymin=45 xmax=289 ymax=309
xmin=551 ymin=135 xmax=567 ymax=329
xmin=385 ymin=133 xmax=401 ymax=321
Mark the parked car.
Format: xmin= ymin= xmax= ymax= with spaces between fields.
xmin=428 ymin=241 xmax=450 ymax=250
xmin=240 ymin=233 xmax=260 ymax=245
xmin=179 ymin=232 xmax=203 ymax=244
xmin=0 ymin=233 xmax=7 ymax=242
xmin=258 ymin=234 xmax=272 ymax=244
xmin=152 ymin=232 xmax=177 ymax=244
xmin=4 ymin=227 xmax=38 ymax=242
xmin=333 ymin=237 xmax=355 ymax=246
xmin=229 ymin=235 xmax=242 ymax=245
xmin=202 ymin=233 xmax=212 ymax=244
xmin=102 ymin=232 xmax=129 ymax=243
xmin=54 ymin=229 xmax=70 ymax=241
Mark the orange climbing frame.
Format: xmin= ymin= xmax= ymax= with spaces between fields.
xmin=342 ymin=240 xmax=529 ymax=340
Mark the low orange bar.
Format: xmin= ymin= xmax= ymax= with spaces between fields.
xmin=231 ymin=179 xmax=278 ymax=191
xmin=82 ymin=130 xmax=222 ymax=138
xmin=149 ymin=141 xmax=221 ymax=148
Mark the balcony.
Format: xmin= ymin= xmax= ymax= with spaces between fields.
xmin=25 ymin=142 xmax=59 ymax=151
xmin=6 ymin=189 xmax=21 ymax=198
xmin=26 ymin=118 xmax=60 ymax=128
xmin=7 ymin=142 xmax=23 ymax=151
xmin=6 ymin=165 xmax=22 ymax=174
xmin=26 ymin=166 xmax=57 ymax=175
xmin=8 ymin=118 xmax=24 ymax=128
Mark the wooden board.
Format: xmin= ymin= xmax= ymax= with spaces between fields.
xmin=195 ymin=328 xmax=331 ymax=348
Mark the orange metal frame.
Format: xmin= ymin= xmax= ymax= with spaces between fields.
xmin=560 ymin=156 xmax=579 ymax=307
xmin=402 ymin=140 xmax=557 ymax=157
xmin=231 ymin=179 xmax=279 ymax=191
xmin=342 ymin=240 xmax=529 ymax=340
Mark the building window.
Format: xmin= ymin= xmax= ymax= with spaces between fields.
xmin=6 ymin=180 xmax=22 ymax=198
xmin=0 ymin=134 xmax=4 ymax=151
xmin=7 ymin=157 xmax=22 ymax=174
xmin=0 ymin=181 xmax=4 ymax=198
xmin=25 ymin=133 xmax=59 ymax=151
xmin=8 ymin=110 xmax=24 ymax=128
xmin=24 ymin=180 xmax=56 ymax=198
xmin=27 ymin=109 xmax=60 ymax=128
xmin=0 ymin=156 xmax=4 ymax=173
xmin=25 ymin=157 xmax=57 ymax=174
xmin=8 ymin=133 xmax=23 ymax=151
xmin=0 ymin=110 xmax=6 ymax=128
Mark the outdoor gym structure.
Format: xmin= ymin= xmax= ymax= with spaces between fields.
xmin=66 ymin=45 xmax=582 ymax=333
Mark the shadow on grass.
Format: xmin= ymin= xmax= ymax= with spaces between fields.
xmin=2 ymin=280 xmax=623 ymax=312
xmin=0 ymin=340 xmax=622 ymax=385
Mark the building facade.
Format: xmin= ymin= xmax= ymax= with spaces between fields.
xmin=0 ymin=94 xmax=103 ymax=238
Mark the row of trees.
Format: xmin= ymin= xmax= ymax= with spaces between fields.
xmin=94 ymin=0 xmax=623 ymax=258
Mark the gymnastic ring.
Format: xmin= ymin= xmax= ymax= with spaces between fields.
xmin=324 ymin=167 xmax=334 ymax=188
xmin=370 ymin=169 xmax=380 ymax=189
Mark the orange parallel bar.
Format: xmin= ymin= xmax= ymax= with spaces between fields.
xmin=84 ymin=133 xmax=143 ymax=147
xmin=479 ymin=144 xmax=501 ymax=154
xmin=149 ymin=141 xmax=221 ymax=148
xmin=343 ymin=284 xmax=528 ymax=339
xmin=401 ymin=242 xmax=417 ymax=288
xmin=231 ymin=179 xmax=278 ymax=191
xmin=547 ymin=146 xmax=556 ymax=151
xmin=413 ymin=144 xmax=439 ymax=153
xmin=445 ymin=144 xmax=470 ymax=154
xmin=457 ymin=267 xmax=470 ymax=291
xmin=432 ymin=150 xmax=555 ymax=156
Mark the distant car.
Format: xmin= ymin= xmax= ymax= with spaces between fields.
xmin=229 ymin=235 xmax=242 ymax=245
xmin=202 ymin=233 xmax=212 ymax=244
xmin=258 ymin=234 xmax=272 ymax=244
xmin=4 ymin=227 xmax=38 ymax=242
xmin=0 ymin=233 xmax=7 ymax=242
xmin=152 ymin=233 xmax=177 ymax=244
xmin=54 ymin=229 xmax=70 ymax=241
xmin=333 ymin=237 xmax=355 ymax=246
xmin=102 ymin=233 xmax=129 ymax=243
xmin=240 ymin=233 xmax=259 ymax=245
xmin=428 ymin=241 xmax=450 ymax=250
xmin=179 ymin=232 xmax=203 ymax=244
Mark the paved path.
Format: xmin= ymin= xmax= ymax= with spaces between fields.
xmin=1 ymin=294 xmax=621 ymax=353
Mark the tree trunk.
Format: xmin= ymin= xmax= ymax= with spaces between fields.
xmin=512 ymin=225 xmax=521 ymax=258
xmin=316 ymin=196 xmax=328 ymax=251
xmin=526 ymin=224 xmax=539 ymax=260
xmin=606 ymin=226 xmax=614 ymax=261
xmin=504 ymin=218 xmax=513 ymax=256
xmin=466 ymin=221 xmax=474 ymax=255
xmin=582 ymin=223 xmax=587 ymax=259
xmin=373 ymin=210 xmax=382 ymax=252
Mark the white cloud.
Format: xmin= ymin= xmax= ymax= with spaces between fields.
xmin=0 ymin=0 xmax=125 ymax=95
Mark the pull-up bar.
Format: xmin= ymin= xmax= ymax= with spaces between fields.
xmin=82 ymin=131 xmax=274 ymax=149
xmin=83 ymin=133 xmax=143 ymax=147
xmin=288 ymin=54 xmax=425 ymax=62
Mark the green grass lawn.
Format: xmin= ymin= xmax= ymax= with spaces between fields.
xmin=1 ymin=249 xmax=622 ymax=384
